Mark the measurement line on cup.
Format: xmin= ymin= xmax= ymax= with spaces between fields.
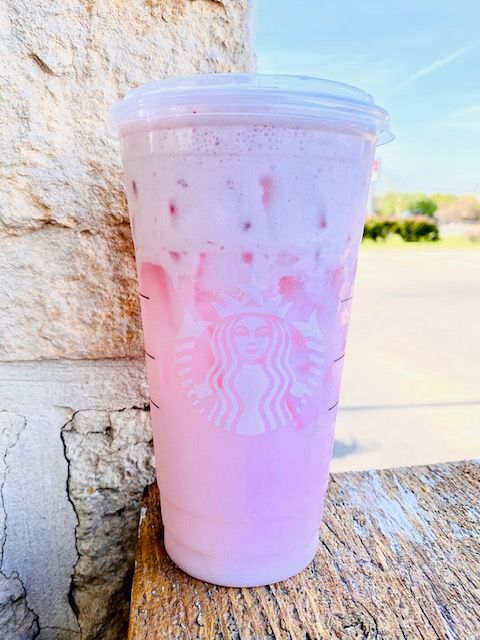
xmin=139 ymin=292 xmax=150 ymax=300
xmin=334 ymin=353 xmax=345 ymax=363
xmin=149 ymin=398 xmax=160 ymax=409
xmin=145 ymin=350 xmax=155 ymax=360
xmin=328 ymin=400 xmax=339 ymax=411
xmin=341 ymin=296 xmax=353 ymax=303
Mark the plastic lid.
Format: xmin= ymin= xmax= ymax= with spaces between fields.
xmin=109 ymin=73 xmax=393 ymax=145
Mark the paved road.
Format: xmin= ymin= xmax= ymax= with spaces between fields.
xmin=331 ymin=249 xmax=480 ymax=472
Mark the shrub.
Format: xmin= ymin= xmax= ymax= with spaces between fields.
xmin=363 ymin=216 xmax=440 ymax=242
xmin=363 ymin=218 xmax=398 ymax=241
xmin=395 ymin=217 xmax=440 ymax=242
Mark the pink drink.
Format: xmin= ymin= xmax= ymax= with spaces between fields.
xmin=110 ymin=75 xmax=391 ymax=586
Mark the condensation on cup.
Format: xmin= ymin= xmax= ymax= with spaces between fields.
xmin=109 ymin=74 xmax=392 ymax=587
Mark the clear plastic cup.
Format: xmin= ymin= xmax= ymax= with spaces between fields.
xmin=109 ymin=74 xmax=392 ymax=587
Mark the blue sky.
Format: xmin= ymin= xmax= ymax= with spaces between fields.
xmin=256 ymin=0 xmax=480 ymax=195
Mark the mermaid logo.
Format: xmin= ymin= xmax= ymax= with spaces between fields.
xmin=173 ymin=278 xmax=325 ymax=435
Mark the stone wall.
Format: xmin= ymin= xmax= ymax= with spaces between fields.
xmin=0 ymin=1 xmax=255 ymax=638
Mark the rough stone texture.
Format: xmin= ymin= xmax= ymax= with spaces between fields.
xmin=0 ymin=226 xmax=142 ymax=360
xmin=0 ymin=0 xmax=255 ymax=361
xmin=0 ymin=573 xmax=39 ymax=640
xmin=2 ymin=408 xmax=80 ymax=636
xmin=0 ymin=361 xmax=151 ymax=639
xmin=62 ymin=408 xmax=155 ymax=640
xmin=0 ymin=413 xmax=26 ymax=556
xmin=0 ymin=412 xmax=39 ymax=640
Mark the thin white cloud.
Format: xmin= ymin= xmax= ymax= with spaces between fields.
xmin=440 ymin=103 xmax=480 ymax=131
xmin=257 ymin=48 xmax=396 ymax=97
xmin=391 ymin=41 xmax=480 ymax=95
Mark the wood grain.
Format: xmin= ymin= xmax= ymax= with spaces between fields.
xmin=128 ymin=461 xmax=480 ymax=639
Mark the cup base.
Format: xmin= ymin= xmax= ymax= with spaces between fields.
xmin=163 ymin=529 xmax=319 ymax=587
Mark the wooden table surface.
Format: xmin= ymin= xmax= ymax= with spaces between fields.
xmin=128 ymin=461 xmax=480 ymax=639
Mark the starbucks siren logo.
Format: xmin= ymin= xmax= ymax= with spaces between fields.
xmin=173 ymin=276 xmax=325 ymax=435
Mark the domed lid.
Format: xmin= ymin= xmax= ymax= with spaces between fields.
xmin=109 ymin=73 xmax=393 ymax=145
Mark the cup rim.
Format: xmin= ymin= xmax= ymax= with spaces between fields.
xmin=109 ymin=73 xmax=393 ymax=145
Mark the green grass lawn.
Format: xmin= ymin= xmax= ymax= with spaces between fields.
xmin=361 ymin=234 xmax=480 ymax=251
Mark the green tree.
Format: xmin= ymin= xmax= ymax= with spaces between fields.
xmin=411 ymin=198 xmax=437 ymax=218
xmin=376 ymin=191 xmax=427 ymax=217
xmin=376 ymin=192 xmax=413 ymax=216
xmin=431 ymin=193 xmax=457 ymax=209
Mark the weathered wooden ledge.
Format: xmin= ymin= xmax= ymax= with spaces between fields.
xmin=128 ymin=460 xmax=480 ymax=639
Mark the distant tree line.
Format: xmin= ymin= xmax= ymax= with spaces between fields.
xmin=375 ymin=192 xmax=480 ymax=222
